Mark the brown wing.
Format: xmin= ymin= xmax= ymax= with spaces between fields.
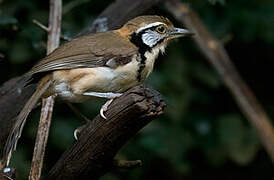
xmin=27 ymin=31 xmax=138 ymax=75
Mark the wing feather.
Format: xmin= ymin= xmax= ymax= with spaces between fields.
xmin=27 ymin=31 xmax=138 ymax=75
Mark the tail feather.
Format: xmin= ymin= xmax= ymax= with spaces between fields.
xmin=3 ymin=78 xmax=52 ymax=166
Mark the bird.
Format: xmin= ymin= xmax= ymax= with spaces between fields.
xmin=3 ymin=15 xmax=193 ymax=164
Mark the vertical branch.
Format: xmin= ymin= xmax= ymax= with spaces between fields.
xmin=166 ymin=0 xmax=274 ymax=162
xmin=47 ymin=0 xmax=62 ymax=53
xmin=29 ymin=96 xmax=55 ymax=180
xmin=29 ymin=0 xmax=62 ymax=180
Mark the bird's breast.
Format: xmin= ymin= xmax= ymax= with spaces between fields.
xmin=52 ymin=57 xmax=141 ymax=102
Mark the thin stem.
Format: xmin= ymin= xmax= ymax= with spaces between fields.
xmin=29 ymin=0 xmax=62 ymax=179
xmin=29 ymin=96 xmax=55 ymax=180
xmin=32 ymin=19 xmax=50 ymax=32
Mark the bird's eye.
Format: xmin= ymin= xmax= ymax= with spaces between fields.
xmin=156 ymin=25 xmax=166 ymax=34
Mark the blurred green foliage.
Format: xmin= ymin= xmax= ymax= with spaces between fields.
xmin=1 ymin=0 xmax=274 ymax=179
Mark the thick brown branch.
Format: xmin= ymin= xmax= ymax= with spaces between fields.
xmin=29 ymin=0 xmax=62 ymax=179
xmin=166 ymin=0 xmax=274 ymax=162
xmin=45 ymin=85 xmax=165 ymax=180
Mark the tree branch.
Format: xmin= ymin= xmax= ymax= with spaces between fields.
xmin=165 ymin=0 xmax=274 ymax=162
xmin=79 ymin=0 xmax=162 ymax=35
xmin=45 ymin=85 xmax=165 ymax=180
xmin=29 ymin=0 xmax=62 ymax=179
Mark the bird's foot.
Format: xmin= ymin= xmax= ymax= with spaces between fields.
xmin=83 ymin=91 xmax=122 ymax=119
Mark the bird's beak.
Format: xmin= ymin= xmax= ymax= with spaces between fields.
xmin=168 ymin=28 xmax=194 ymax=38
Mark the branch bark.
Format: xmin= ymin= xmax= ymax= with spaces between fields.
xmin=166 ymin=0 xmax=274 ymax=162
xmin=29 ymin=0 xmax=62 ymax=179
xmin=45 ymin=85 xmax=165 ymax=180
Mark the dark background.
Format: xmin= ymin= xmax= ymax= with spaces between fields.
xmin=1 ymin=0 xmax=274 ymax=179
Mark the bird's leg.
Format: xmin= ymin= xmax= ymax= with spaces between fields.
xmin=83 ymin=92 xmax=122 ymax=119
xmin=100 ymin=99 xmax=114 ymax=119
xmin=72 ymin=92 xmax=122 ymax=140
xmin=83 ymin=92 xmax=122 ymax=99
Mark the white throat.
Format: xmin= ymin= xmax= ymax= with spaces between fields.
xmin=141 ymin=43 xmax=167 ymax=80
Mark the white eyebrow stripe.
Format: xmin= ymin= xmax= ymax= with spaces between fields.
xmin=136 ymin=22 xmax=165 ymax=33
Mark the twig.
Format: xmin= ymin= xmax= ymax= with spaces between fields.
xmin=165 ymin=0 xmax=274 ymax=162
xmin=113 ymin=159 xmax=142 ymax=169
xmin=63 ymin=0 xmax=90 ymax=15
xmin=32 ymin=19 xmax=50 ymax=32
xmin=66 ymin=103 xmax=90 ymax=123
xmin=32 ymin=19 xmax=71 ymax=42
xmin=220 ymin=33 xmax=233 ymax=45
xmin=29 ymin=0 xmax=62 ymax=179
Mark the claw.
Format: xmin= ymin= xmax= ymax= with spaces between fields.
xmin=82 ymin=92 xmax=122 ymax=119
xmin=73 ymin=124 xmax=86 ymax=140
xmin=100 ymin=99 xmax=114 ymax=119
xmin=74 ymin=129 xmax=79 ymax=140
xmin=100 ymin=107 xmax=107 ymax=119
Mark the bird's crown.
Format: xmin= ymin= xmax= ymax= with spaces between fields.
xmin=120 ymin=15 xmax=174 ymax=35
xmin=119 ymin=15 xmax=173 ymax=35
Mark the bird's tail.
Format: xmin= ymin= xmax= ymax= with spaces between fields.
xmin=3 ymin=76 xmax=52 ymax=166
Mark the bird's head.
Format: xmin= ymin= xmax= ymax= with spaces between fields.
xmin=118 ymin=15 xmax=193 ymax=50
